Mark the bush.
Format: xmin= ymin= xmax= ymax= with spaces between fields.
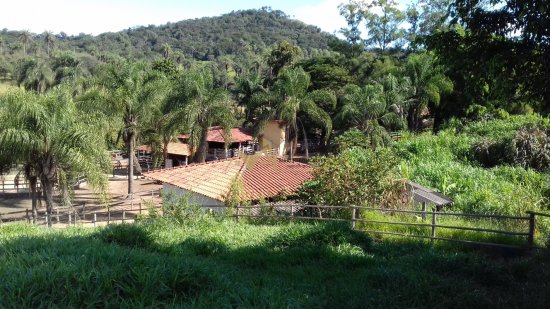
xmin=299 ymin=147 xmax=399 ymax=208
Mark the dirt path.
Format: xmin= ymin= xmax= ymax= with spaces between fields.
xmin=0 ymin=175 xmax=162 ymax=215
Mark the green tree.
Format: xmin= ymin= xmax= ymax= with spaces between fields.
xmin=166 ymin=69 xmax=235 ymax=163
xmin=15 ymin=58 xmax=54 ymax=94
xmin=337 ymin=1 xmax=366 ymax=57
xmin=79 ymin=61 xmax=168 ymax=194
xmin=267 ymin=40 xmax=302 ymax=78
xmin=18 ymin=30 xmax=32 ymax=55
xmin=404 ymin=53 xmax=452 ymax=131
xmin=363 ymin=0 xmax=406 ymax=51
xmin=43 ymin=31 xmax=55 ymax=57
xmin=300 ymin=147 xmax=399 ymax=207
xmin=0 ymin=88 xmax=110 ymax=226
xmin=253 ymin=68 xmax=335 ymax=160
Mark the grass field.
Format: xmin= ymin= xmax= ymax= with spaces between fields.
xmin=1 ymin=217 xmax=549 ymax=308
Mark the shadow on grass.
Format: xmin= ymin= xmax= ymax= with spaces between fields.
xmin=1 ymin=221 xmax=549 ymax=308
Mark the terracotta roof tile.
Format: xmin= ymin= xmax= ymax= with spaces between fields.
xmin=143 ymin=156 xmax=312 ymax=202
xmin=178 ymin=127 xmax=254 ymax=143
xmin=136 ymin=143 xmax=191 ymax=157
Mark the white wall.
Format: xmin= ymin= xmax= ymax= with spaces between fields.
xmin=162 ymin=183 xmax=225 ymax=212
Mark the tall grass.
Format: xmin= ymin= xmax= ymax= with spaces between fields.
xmin=395 ymin=124 xmax=549 ymax=216
xmin=1 ymin=219 xmax=549 ymax=308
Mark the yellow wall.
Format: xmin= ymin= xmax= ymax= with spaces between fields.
xmin=259 ymin=120 xmax=287 ymax=156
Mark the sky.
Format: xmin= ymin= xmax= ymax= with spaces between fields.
xmin=0 ymin=0 xmax=348 ymax=36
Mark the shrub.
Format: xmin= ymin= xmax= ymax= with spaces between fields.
xmin=299 ymin=147 xmax=399 ymax=208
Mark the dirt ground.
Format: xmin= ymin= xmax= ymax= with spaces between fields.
xmin=0 ymin=175 xmax=162 ymax=215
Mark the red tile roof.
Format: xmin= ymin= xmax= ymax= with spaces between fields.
xmin=178 ymin=127 xmax=254 ymax=143
xmin=143 ymin=156 xmax=312 ymax=202
xmin=136 ymin=143 xmax=191 ymax=157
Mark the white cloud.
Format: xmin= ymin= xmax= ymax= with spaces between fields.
xmin=292 ymin=0 xmax=346 ymax=35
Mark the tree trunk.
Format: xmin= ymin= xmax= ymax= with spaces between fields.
xmin=193 ymin=127 xmax=210 ymax=163
xmin=127 ymin=134 xmax=134 ymax=195
xmin=29 ymin=176 xmax=37 ymax=224
xmin=299 ymin=119 xmax=309 ymax=160
xmin=41 ymin=178 xmax=54 ymax=227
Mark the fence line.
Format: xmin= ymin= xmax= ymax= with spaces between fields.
xmin=2 ymin=200 xmax=547 ymax=251
xmin=234 ymin=204 xmax=541 ymax=250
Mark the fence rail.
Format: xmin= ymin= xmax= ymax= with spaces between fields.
xmin=234 ymin=204 xmax=542 ymax=250
xmin=2 ymin=199 xmax=547 ymax=251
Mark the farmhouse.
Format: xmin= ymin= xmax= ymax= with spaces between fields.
xmin=143 ymin=155 xmax=312 ymax=206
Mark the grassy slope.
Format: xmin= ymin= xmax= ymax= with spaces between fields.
xmin=1 ymin=219 xmax=549 ymax=308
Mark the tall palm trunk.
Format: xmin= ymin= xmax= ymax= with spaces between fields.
xmin=29 ymin=176 xmax=38 ymax=224
xmin=299 ymin=119 xmax=309 ymax=160
xmin=41 ymin=178 xmax=54 ymax=227
xmin=127 ymin=133 xmax=135 ymax=195
xmin=194 ymin=126 xmax=210 ymax=163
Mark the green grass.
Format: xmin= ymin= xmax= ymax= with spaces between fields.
xmin=1 ymin=218 xmax=549 ymax=308
xmin=0 ymin=82 xmax=16 ymax=94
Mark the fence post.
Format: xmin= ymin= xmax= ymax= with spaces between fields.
xmin=56 ymin=209 xmax=59 ymax=224
xmin=26 ymin=209 xmax=30 ymax=223
xmin=93 ymin=213 xmax=97 ymax=227
xmin=74 ymin=211 xmax=77 ymax=225
xmin=421 ymin=202 xmax=427 ymax=221
xmin=527 ymin=211 xmax=536 ymax=249
xmin=68 ymin=213 xmax=72 ymax=225
xmin=122 ymin=210 xmax=126 ymax=223
xmin=82 ymin=203 xmax=86 ymax=221
xmin=290 ymin=205 xmax=294 ymax=221
xmin=431 ymin=208 xmax=437 ymax=240
xmin=107 ymin=208 xmax=111 ymax=225
xmin=139 ymin=203 xmax=142 ymax=214
xmin=351 ymin=206 xmax=356 ymax=229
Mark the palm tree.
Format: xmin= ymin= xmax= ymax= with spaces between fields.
xmin=0 ymin=87 xmax=110 ymax=226
xmin=338 ymin=83 xmax=387 ymax=131
xmin=253 ymin=68 xmax=335 ymax=160
xmin=404 ymin=53 xmax=453 ymax=132
xmin=43 ymin=31 xmax=55 ymax=57
xmin=161 ymin=43 xmax=172 ymax=59
xmin=165 ymin=69 xmax=235 ymax=163
xmin=336 ymin=80 xmax=405 ymax=148
xmin=78 ymin=61 xmax=168 ymax=195
xmin=18 ymin=30 xmax=32 ymax=55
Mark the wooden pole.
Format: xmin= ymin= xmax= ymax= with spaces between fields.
xmin=26 ymin=209 xmax=30 ymax=223
xmin=527 ymin=211 xmax=536 ymax=249
xmin=107 ymin=209 xmax=110 ymax=225
xmin=421 ymin=202 xmax=426 ymax=221
xmin=56 ymin=209 xmax=59 ymax=224
xmin=68 ymin=213 xmax=72 ymax=225
xmin=122 ymin=210 xmax=126 ymax=223
xmin=351 ymin=207 xmax=356 ymax=229
xmin=431 ymin=208 xmax=437 ymax=239
xmin=93 ymin=213 xmax=97 ymax=227
xmin=139 ymin=202 xmax=142 ymax=214
xmin=74 ymin=211 xmax=77 ymax=225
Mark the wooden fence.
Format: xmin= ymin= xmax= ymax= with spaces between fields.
xmin=234 ymin=204 xmax=549 ymax=250
xmin=0 ymin=189 xmax=162 ymax=226
xmin=2 ymin=198 xmax=549 ymax=251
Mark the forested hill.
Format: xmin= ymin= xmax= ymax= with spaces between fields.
xmin=0 ymin=8 xmax=336 ymax=62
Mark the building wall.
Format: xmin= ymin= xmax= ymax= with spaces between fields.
xmin=162 ymin=184 xmax=225 ymax=211
xmin=259 ymin=120 xmax=287 ymax=156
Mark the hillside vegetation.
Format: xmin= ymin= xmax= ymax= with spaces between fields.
xmin=0 ymin=8 xmax=335 ymax=63
xmin=1 ymin=219 xmax=549 ymax=308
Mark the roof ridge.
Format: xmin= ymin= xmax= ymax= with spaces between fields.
xmin=143 ymin=157 xmax=243 ymax=176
